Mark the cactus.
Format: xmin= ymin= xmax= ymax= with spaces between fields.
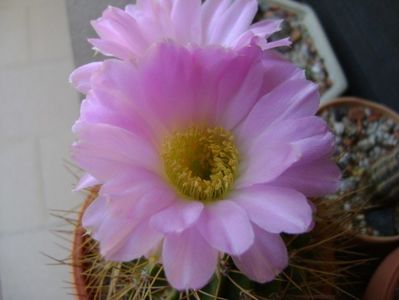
xmin=50 ymin=189 xmax=366 ymax=300
xmin=366 ymin=147 xmax=399 ymax=206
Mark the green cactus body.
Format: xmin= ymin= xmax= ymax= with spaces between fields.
xmin=367 ymin=147 xmax=399 ymax=206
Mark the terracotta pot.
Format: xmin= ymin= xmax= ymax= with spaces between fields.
xmin=363 ymin=247 xmax=399 ymax=300
xmin=318 ymin=97 xmax=399 ymax=244
xmin=72 ymin=189 xmax=98 ymax=300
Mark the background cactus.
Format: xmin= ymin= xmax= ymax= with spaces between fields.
xmin=367 ymin=147 xmax=399 ymax=206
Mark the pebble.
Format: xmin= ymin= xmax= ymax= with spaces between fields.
xmin=356 ymin=214 xmax=365 ymax=221
xmin=338 ymin=152 xmax=351 ymax=166
xmin=290 ymin=29 xmax=302 ymax=42
xmin=257 ymin=3 xmax=332 ymax=95
xmin=333 ymin=122 xmax=345 ymax=135
xmin=320 ymin=104 xmax=399 ymax=237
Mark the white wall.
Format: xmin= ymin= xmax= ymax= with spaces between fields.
xmin=0 ymin=0 xmax=82 ymax=298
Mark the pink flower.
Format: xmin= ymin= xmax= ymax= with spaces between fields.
xmin=69 ymin=0 xmax=290 ymax=94
xmin=88 ymin=0 xmax=290 ymax=61
xmin=71 ymin=43 xmax=340 ymax=290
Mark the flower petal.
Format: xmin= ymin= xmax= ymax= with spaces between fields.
xmin=271 ymin=157 xmax=341 ymax=197
xmin=171 ymin=0 xmax=201 ymax=44
xmin=101 ymin=7 xmax=149 ymax=55
xmin=69 ymin=62 xmax=102 ymax=94
xmin=86 ymin=59 xmax=166 ymax=140
xmin=235 ymin=142 xmax=301 ymax=188
xmin=238 ymin=116 xmax=330 ymax=152
xmin=105 ymin=182 xmax=176 ymax=220
xmin=235 ymin=113 xmax=332 ymax=190
xmin=89 ymin=38 xmax=134 ymax=61
xmin=233 ymin=19 xmax=289 ymax=50
xmin=235 ymin=79 xmax=319 ymax=139
xmin=219 ymin=48 xmax=264 ymax=129
xmin=72 ymin=122 xmax=159 ymax=181
xmin=163 ymin=226 xmax=218 ymax=290
xmin=291 ymin=131 xmax=335 ymax=162
xmin=82 ymin=195 xmax=107 ymax=233
xmin=150 ymin=200 xmax=204 ymax=234
xmin=94 ymin=215 xmax=139 ymax=260
xmin=99 ymin=167 xmax=163 ymax=196
xmin=197 ymin=200 xmax=254 ymax=255
xmin=86 ymin=187 xmax=175 ymax=261
xmin=104 ymin=221 xmax=163 ymax=262
xmin=74 ymin=173 xmax=100 ymax=191
xmin=208 ymin=0 xmax=258 ymax=45
xmin=78 ymin=93 xmax=156 ymax=142
xmin=90 ymin=6 xmax=149 ymax=59
xmin=200 ymin=0 xmax=230 ymax=43
xmin=234 ymin=185 xmax=313 ymax=234
xmin=232 ymin=225 xmax=288 ymax=283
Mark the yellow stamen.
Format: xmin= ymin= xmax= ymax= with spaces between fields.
xmin=162 ymin=126 xmax=239 ymax=202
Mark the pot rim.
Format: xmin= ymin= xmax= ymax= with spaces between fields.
xmin=319 ymin=97 xmax=399 ymax=244
xmin=71 ymin=189 xmax=98 ymax=300
xmin=363 ymin=247 xmax=399 ymax=300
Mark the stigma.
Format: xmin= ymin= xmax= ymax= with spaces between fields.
xmin=162 ymin=126 xmax=239 ymax=202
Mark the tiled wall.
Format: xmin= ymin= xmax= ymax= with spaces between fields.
xmin=0 ymin=0 xmax=82 ymax=298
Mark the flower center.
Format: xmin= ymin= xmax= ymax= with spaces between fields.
xmin=162 ymin=126 xmax=239 ymax=202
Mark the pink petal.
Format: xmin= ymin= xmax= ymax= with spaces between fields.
xmin=163 ymin=226 xmax=218 ymax=290
xmin=69 ymin=62 xmax=102 ymax=94
xmin=150 ymin=200 xmax=204 ymax=234
xmin=200 ymin=0 xmax=230 ymax=43
xmin=257 ymin=51 xmax=306 ymax=95
xmin=235 ymin=79 xmax=319 ymax=139
xmin=219 ymin=49 xmax=264 ymax=129
xmin=83 ymin=198 xmax=147 ymax=261
xmin=232 ymin=225 xmax=288 ymax=283
xmin=99 ymin=167 xmax=163 ymax=196
xmin=222 ymin=0 xmax=258 ymax=45
xmin=104 ymin=221 xmax=163 ymax=262
xmin=95 ymin=215 xmax=137 ymax=260
xmin=87 ymin=59 xmax=167 ymax=139
xmin=101 ymin=7 xmax=149 ymax=55
xmin=74 ymin=173 xmax=100 ymax=191
xmin=214 ymin=46 xmax=264 ymax=129
xmin=235 ymin=117 xmax=334 ymax=189
xmin=90 ymin=7 xmax=147 ymax=59
xmin=131 ymin=1 xmax=174 ymax=46
xmin=271 ymin=157 xmax=341 ymax=197
xmin=291 ymin=132 xmax=335 ymax=162
xmin=72 ymin=122 xmax=159 ymax=181
xmin=233 ymin=19 xmax=287 ymax=49
xmin=137 ymin=43 xmax=201 ymax=127
xmin=78 ymin=93 xmax=156 ymax=142
xmin=234 ymin=185 xmax=313 ymax=234
xmin=82 ymin=195 xmax=107 ymax=233
xmin=197 ymin=200 xmax=254 ymax=255
xmin=264 ymin=116 xmax=330 ymax=141
xmin=86 ymin=187 xmax=175 ymax=261
xmin=235 ymin=143 xmax=301 ymax=188
xmin=238 ymin=116 xmax=330 ymax=153
xmin=250 ymin=19 xmax=284 ymax=37
xmin=236 ymin=117 xmax=334 ymax=184
xmin=208 ymin=0 xmax=258 ymax=45
xmin=263 ymin=37 xmax=291 ymax=50
xmin=104 ymin=182 xmax=176 ymax=220
xmin=89 ymin=38 xmax=133 ymax=61
xmin=135 ymin=43 xmax=234 ymax=129
xmin=171 ymin=0 xmax=201 ymax=44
